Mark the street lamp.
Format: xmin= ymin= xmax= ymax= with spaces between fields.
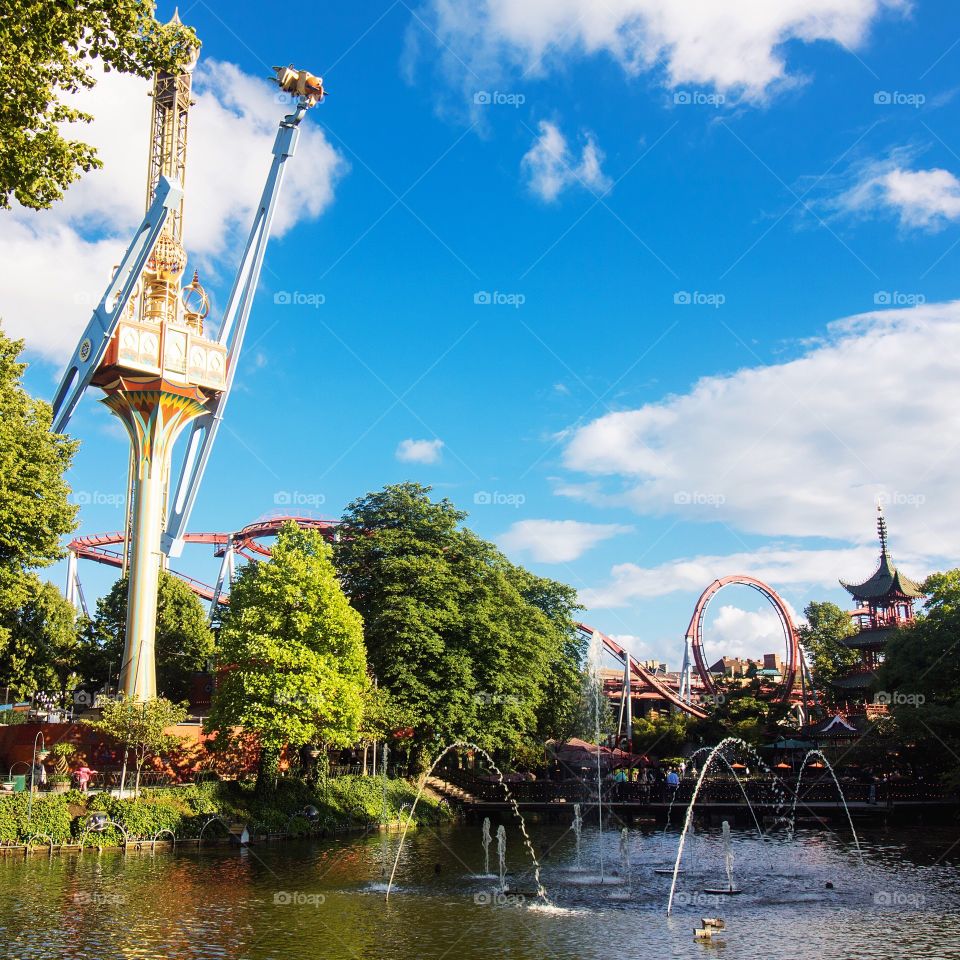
xmin=26 ymin=731 xmax=47 ymax=827
xmin=286 ymin=805 xmax=320 ymax=834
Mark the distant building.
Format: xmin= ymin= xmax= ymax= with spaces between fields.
xmin=834 ymin=508 xmax=924 ymax=699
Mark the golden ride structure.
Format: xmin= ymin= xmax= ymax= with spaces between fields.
xmin=52 ymin=14 xmax=328 ymax=701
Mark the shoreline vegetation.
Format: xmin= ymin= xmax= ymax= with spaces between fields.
xmin=0 ymin=775 xmax=449 ymax=851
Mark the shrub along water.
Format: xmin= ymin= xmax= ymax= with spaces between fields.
xmin=0 ymin=776 xmax=447 ymax=846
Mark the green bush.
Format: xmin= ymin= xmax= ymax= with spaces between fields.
xmin=0 ymin=793 xmax=73 ymax=843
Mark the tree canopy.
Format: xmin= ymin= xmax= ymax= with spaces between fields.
xmin=207 ymin=525 xmax=368 ymax=789
xmin=335 ymin=483 xmax=586 ymax=766
xmin=880 ymin=570 xmax=960 ymax=785
xmin=0 ymin=327 xmax=78 ymax=694
xmin=798 ymin=600 xmax=859 ymax=696
xmin=0 ymin=0 xmax=198 ymax=209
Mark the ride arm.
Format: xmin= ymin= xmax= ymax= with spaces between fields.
xmin=50 ymin=176 xmax=182 ymax=434
xmin=161 ymin=104 xmax=308 ymax=558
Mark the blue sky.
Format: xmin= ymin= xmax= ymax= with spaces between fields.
xmin=6 ymin=0 xmax=960 ymax=669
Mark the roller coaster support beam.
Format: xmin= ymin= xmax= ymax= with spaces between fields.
xmin=162 ymin=98 xmax=314 ymax=558
xmin=50 ymin=177 xmax=181 ymax=434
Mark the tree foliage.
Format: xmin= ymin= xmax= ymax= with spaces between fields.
xmin=798 ymin=600 xmax=858 ymax=695
xmin=87 ymin=570 xmax=215 ymax=701
xmin=880 ymin=570 xmax=960 ymax=785
xmin=207 ymin=525 xmax=368 ymax=790
xmin=89 ymin=694 xmax=187 ymax=795
xmin=0 ymin=327 xmax=78 ymax=692
xmin=0 ymin=0 xmax=199 ymax=209
xmin=335 ymin=483 xmax=585 ymax=766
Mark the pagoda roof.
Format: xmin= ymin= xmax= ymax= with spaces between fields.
xmin=840 ymin=551 xmax=924 ymax=601
xmin=840 ymin=508 xmax=924 ymax=602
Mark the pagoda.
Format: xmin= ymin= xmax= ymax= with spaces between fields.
xmin=834 ymin=507 xmax=924 ymax=697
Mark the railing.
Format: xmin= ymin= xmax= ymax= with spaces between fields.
xmin=434 ymin=770 xmax=954 ymax=806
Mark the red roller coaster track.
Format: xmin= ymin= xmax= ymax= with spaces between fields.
xmin=69 ymin=527 xmax=796 ymax=717
xmin=67 ymin=516 xmax=337 ymax=601
xmin=684 ymin=574 xmax=800 ymax=706
xmin=575 ymin=622 xmax=708 ymax=719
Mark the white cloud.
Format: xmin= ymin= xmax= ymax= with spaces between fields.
xmin=579 ymin=544 xmax=890 ymax=609
xmin=498 ymin=518 xmax=633 ymax=563
xmin=560 ymin=300 xmax=960 ymax=568
xmin=702 ymin=604 xmax=788 ymax=661
xmin=0 ymin=59 xmax=346 ymax=363
xmin=396 ymin=438 xmax=445 ymax=464
xmin=414 ymin=0 xmax=903 ymax=104
xmin=836 ymin=162 xmax=960 ymax=230
xmin=521 ymin=121 xmax=611 ymax=202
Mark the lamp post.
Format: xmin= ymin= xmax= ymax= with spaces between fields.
xmin=27 ymin=731 xmax=47 ymax=827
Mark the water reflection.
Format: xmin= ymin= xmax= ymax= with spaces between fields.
xmin=0 ymin=821 xmax=957 ymax=960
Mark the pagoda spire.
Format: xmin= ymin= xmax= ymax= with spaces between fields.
xmin=877 ymin=502 xmax=888 ymax=555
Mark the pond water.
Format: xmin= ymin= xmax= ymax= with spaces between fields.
xmin=1 ymin=818 xmax=958 ymax=959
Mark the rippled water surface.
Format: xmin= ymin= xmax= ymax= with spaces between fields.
xmin=2 ymin=819 xmax=959 ymax=959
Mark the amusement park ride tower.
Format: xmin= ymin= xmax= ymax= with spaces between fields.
xmin=51 ymin=17 xmax=327 ymax=700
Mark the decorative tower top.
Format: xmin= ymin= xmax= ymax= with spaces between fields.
xmin=877 ymin=503 xmax=888 ymax=555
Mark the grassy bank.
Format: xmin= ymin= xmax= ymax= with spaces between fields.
xmin=0 ymin=775 xmax=448 ymax=846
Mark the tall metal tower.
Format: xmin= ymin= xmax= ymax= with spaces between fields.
xmin=93 ymin=16 xmax=221 ymax=699
xmin=50 ymin=14 xmax=328 ymax=700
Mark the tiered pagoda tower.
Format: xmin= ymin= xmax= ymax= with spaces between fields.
xmin=834 ymin=507 xmax=924 ymax=697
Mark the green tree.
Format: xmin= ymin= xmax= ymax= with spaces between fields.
xmin=879 ymin=570 xmax=960 ymax=786
xmin=0 ymin=327 xmax=78 ymax=685
xmin=206 ymin=525 xmax=367 ymax=793
xmin=0 ymin=577 xmax=82 ymax=700
xmin=335 ymin=483 xmax=585 ymax=767
xmin=0 ymin=1 xmax=198 ymax=209
xmin=798 ymin=600 xmax=859 ymax=695
xmin=87 ymin=571 xmax=215 ymax=701
xmin=89 ymin=694 xmax=187 ymax=795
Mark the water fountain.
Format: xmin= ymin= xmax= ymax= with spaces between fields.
xmin=790 ymin=750 xmax=862 ymax=855
xmin=587 ymin=630 xmax=606 ymax=883
xmin=481 ymin=817 xmax=492 ymax=877
xmin=704 ymin=820 xmax=741 ymax=895
xmin=384 ymin=742 xmax=548 ymax=903
xmin=496 ymin=825 xmax=507 ymax=893
xmin=619 ymin=827 xmax=631 ymax=889
xmin=572 ymin=803 xmax=583 ymax=871
xmin=666 ymin=738 xmax=750 ymax=913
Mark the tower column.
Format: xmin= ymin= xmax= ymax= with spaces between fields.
xmin=102 ymin=380 xmax=208 ymax=700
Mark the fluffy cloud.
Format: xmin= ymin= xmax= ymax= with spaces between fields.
xmin=413 ymin=0 xmax=902 ymax=104
xmin=521 ymin=121 xmax=611 ymax=202
xmin=0 ymin=59 xmax=346 ymax=363
xmin=836 ymin=162 xmax=960 ymax=230
xmin=578 ymin=544 xmax=891 ymax=609
xmin=498 ymin=518 xmax=633 ymax=563
xmin=560 ymin=300 xmax=960 ymax=568
xmin=703 ymin=604 xmax=791 ymax=661
xmin=396 ymin=438 xmax=445 ymax=464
